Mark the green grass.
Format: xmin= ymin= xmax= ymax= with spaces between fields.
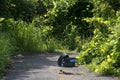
xmin=8 ymin=20 xmax=62 ymax=54
xmin=0 ymin=33 xmax=14 ymax=78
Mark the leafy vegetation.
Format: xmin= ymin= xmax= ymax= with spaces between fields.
xmin=43 ymin=0 xmax=94 ymax=50
xmin=0 ymin=0 xmax=120 ymax=78
xmin=0 ymin=33 xmax=14 ymax=78
xmin=77 ymin=0 xmax=120 ymax=76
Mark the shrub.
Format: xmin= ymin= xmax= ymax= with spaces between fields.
xmin=0 ymin=33 xmax=14 ymax=78
xmin=77 ymin=14 xmax=120 ymax=76
xmin=3 ymin=19 xmax=61 ymax=53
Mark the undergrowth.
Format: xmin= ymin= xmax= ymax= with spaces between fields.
xmin=77 ymin=12 xmax=120 ymax=76
xmin=0 ymin=33 xmax=14 ymax=78
xmin=3 ymin=19 xmax=62 ymax=53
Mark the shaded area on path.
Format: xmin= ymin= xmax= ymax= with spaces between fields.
xmin=5 ymin=54 xmax=119 ymax=80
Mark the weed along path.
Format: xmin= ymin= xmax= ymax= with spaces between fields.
xmin=5 ymin=54 xmax=119 ymax=80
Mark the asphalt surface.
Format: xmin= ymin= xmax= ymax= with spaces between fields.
xmin=4 ymin=54 xmax=119 ymax=80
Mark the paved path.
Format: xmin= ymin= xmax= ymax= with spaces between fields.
xmin=5 ymin=54 xmax=119 ymax=80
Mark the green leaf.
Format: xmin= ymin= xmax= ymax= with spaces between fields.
xmin=0 ymin=18 xmax=5 ymax=22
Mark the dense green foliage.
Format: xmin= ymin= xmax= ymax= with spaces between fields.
xmin=0 ymin=33 xmax=14 ymax=78
xmin=0 ymin=0 xmax=120 ymax=78
xmin=77 ymin=0 xmax=120 ymax=76
xmin=43 ymin=0 xmax=94 ymax=50
xmin=0 ymin=0 xmax=47 ymax=22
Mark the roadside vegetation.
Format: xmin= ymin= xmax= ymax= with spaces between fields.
xmin=0 ymin=0 xmax=120 ymax=78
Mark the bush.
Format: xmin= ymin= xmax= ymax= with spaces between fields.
xmin=77 ymin=14 xmax=120 ymax=76
xmin=2 ymin=19 xmax=61 ymax=53
xmin=43 ymin=0 xmax=94 ymax=50
xmin=77 ymin=0 xmax=120 ymax=76
xmin=0 ymin=33 xmax=14 ymax=78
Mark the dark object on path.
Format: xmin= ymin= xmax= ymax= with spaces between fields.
xmin=58 ymin=69 xmax=81 ymax=75
xmin=57 ymin=54 xmax=77 ymax=67
xmin=57 ymin=54 xmax=69 ymax=66
xmin=62 ymin=58 xmax=77 ymax=67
